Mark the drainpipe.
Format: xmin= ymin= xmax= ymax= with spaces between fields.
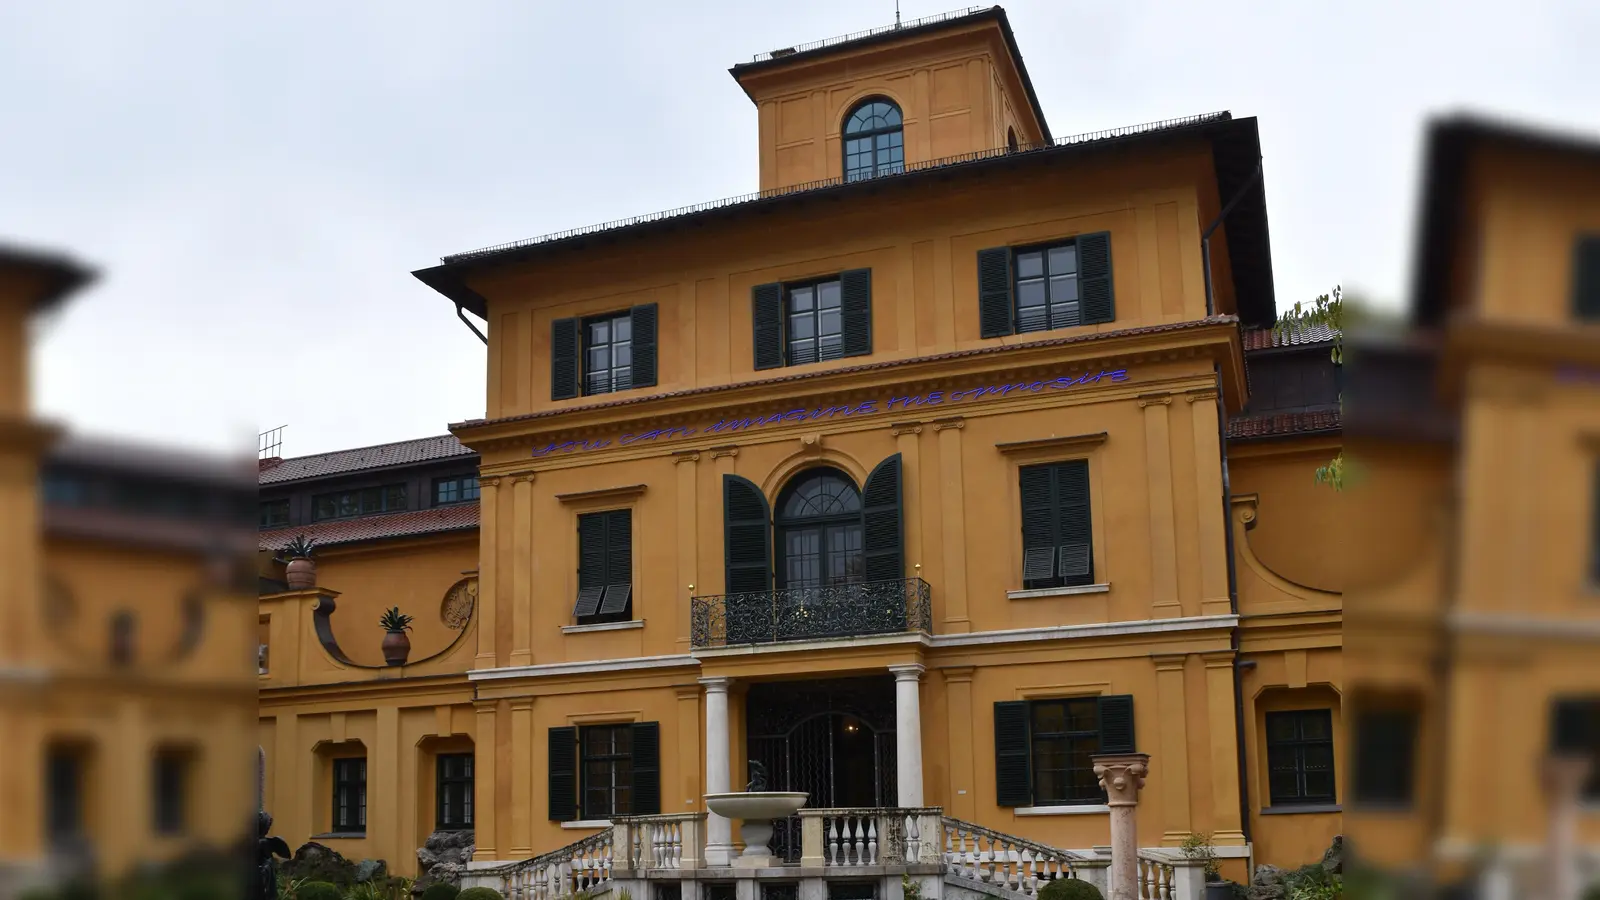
xmin=1202 ymin=159 xmax=1265 ymax=317
xmin=457 ymin=302 xmax=489 ymax=346
xmin=1215 ymin=363 xmax=1254 ymax=853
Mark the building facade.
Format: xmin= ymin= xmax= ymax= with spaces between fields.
xmin=259 ymin=6 xmax=1347 ymax=885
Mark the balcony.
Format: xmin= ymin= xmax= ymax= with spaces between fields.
xmin=690 ymin=578 xmax=933 ymax=649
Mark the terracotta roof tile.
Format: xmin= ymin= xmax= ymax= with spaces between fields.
xmin=259 ymin=503 xmax=478 ymax=551
xmin=1227 ymin=409 xmax=1342 ymax=440
xmin=259 ymin=435 xmax=475 ymax=485
xmin=1241 ymin=323 xmax=1339 ymax=351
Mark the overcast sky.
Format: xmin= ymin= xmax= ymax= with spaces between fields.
xmin=5 ymin=1 xmax=1595 ymax=459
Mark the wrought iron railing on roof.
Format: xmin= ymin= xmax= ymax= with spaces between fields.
xmin=441 ymin=112 xmax=1230 ymax=264
xmin=749 ymin=6 xmax=989 ymax=63
xmin=690 ymin=577 xmax=932 ymax=649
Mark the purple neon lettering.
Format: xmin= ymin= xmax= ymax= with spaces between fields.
xmin=854 ymin=400 xmax=877 ymax=415
xmin=1108 ymin=369 xmax=1129 ymax=382
xmin=783 ymin=409 xmax=808 ymax=422
xmin=1028 ymin=381 xmax=1044 ymax=392
xmin=926 ymin=391 xmax=944 ymax=404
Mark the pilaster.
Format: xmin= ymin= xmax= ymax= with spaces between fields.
xmin=1201 ymin=651 xmax=1246 ymax=844
xmin=934 ymin=417 xmax=970 ymax=632
xmin=476 ymin=477 xmax=502 ymax=670
xmin=1152 ymin=654 xmax=1192 ymax=845
xmin=510 ymin=475 xmax=535 ymax=667
xmin=1139 ymin=393 xmax=1180 ymax=616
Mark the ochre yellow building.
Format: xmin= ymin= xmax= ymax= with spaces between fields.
xmin=258 ymin=6 xmax=1349 ymax=888
xmin=0 ymin=246 xmax=258 ymax=896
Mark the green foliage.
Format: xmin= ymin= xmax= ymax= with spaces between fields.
xmin=1583 ymin=883 xmax=1600 ymax=900
xmin=379 ymin=606 xmax=414 ymax=632
xmin=296 ymin=882 xmax=343 ymax=900
xmin=282 ymin=534 xmax=318 ymax=560
xmin=1038 ymin=876 xmax=1104 ymax=900
xmin=901 ymin=875 xmax=922 ymax=900
xmin=421 ymin=884 xmax=463 ymax=900
xmin=344 ymin=879 xmax=414 ymax=900
xmin=1275 ymin=285 xmax=1348 ymax=492
xmin=457 ymin=889 xmax=506 ymax=900
xmin=1178 ymin=831 xmax=1221 ymax=880
xmin=1285 ymin=864 xmax=1342 ymax=900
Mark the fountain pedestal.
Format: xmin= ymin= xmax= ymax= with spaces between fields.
xmin=703 ymin=792 xmax=808 ymax=868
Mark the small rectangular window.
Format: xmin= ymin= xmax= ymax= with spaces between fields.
xmin=1352 ymin=709 xmax=1417 ymax=807
xmin=312 ymin=484 xmax=407 ymax=521
xmin=1014 ymin=241 xmax=1081 ymax=333
xmin=436 ymin=753 xmax=474 ymax=830
xmin=583 ymin=311 xmax=634 ymax=396
xmin=332 ymin=757 xmax=367 ymax=833
xmin=434 ymin=475 xmax=481 ymax=506
xmin=785 ymin=278 xmax=844 ymax=366
xmin=259 ymin=499 xmax=290 ymax=528
xmin=1017 ymin=460 xmax=1094 ymax=590
xmin=1265 ymin=709 xmax=1337 ymax=806
xmin=1572 ymin=234 xmax=1600 ymax=320
xmin=580 ymin=724 xmax=634 ymax=819
xmin=1551 ymin=697 xmax=1600 ymax=800
xmin=153 ymin=749 xmax=190 ymax=835
xmin=575 ymin=510 xmax=633 ymax=624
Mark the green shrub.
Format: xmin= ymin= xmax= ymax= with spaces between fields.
xmin=457 ymin=889 xmax=505 ymax=900
xmin=297 ymin=883 xmax=343 ymax=900
xmin=1584 ymin=883 xmax=1600 ymax=900
xmin=1038 ymin=877 xmax=1103 ymax=900
xmin=421 ymin=885 xmax=462 ymax=900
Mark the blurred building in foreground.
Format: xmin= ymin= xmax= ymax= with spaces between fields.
xmin=1345 ymin=116 xmax=1600 ymax=895
xmin=0 ymin=245 xmax=258 ymax=897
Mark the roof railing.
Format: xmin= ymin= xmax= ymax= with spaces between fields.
xmin=748 ymin=6 xmax=989 ymax=63
xmin=440 ymin=111 xmax=1230 ymax=264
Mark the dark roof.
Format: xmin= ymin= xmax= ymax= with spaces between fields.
xmin=48 ymin=434 xmax=255 ymax=489
xmin=1241 ymin=323 xmax=1339 ymax=351
xmin=730 ymin=6 xmax=1051 ymax=142
xmin=258 ymin=434 xmax=475 ymax=486
xmin=258 ymin=502 xmax=479 ymax=551
xmin=1227 ymin=409 xmax=1340 ymax=441
xmin=0 ymin=242 xmax=96 ymax=311
xmin=417 ymin=112 xmax=1276 ymax=327
xmin=1412 ymin=113 xmax=1600 ymax=327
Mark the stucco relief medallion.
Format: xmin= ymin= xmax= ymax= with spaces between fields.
xmin=440 ymin=578 xmax=478 ymax=630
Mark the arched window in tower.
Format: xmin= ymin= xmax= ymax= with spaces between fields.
xmin=843 ymin=99 xmax=904 ymax=182
xmin=775 ymin=467 xmax=864 ymax=589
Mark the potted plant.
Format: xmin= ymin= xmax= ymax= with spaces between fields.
xmin=379 ymin=606 xmax=415 ymax=666
xmin=280 ymin=535 xmax=318 ymax=590
xmin=1180 ymin=832 xmax=1230 ymax=899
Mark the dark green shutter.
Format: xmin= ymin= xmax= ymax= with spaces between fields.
xmin=861 ymin=453 xmax=903 ymax=583
xmin=551 ymin=317 xmax=581 ymax=400
xmin=753 ymin=283 xmax=785 ymax=370
xmin=575 ymin=512 xmax=607 ymax=618
xmin=630 ymin=304 xmax=658 ymax=388
xmin=1574 ymin=235 xmax=1600 ymax=320
xmin=1019 ymin=465 xmax=1056 ymax=586
xmin=548 ymin=726 xmax=577 ymax=821
xmin=1078 ymin=232 xmax=1115 ymax=324
xmin=840 ymin=268 xmax=873 ymax=357
xmin=994 ymin=701 xmax=1032 ymax=807
xmin=723 ymin=475 xmax=772 ymax=594
xmin=598 ymin=510 xmax=633 ymax=616
xmin=978 ymin=247 xmax=1014 ymax=338
xmin=631 ymin=722 xmax=661 ymax=815
xmin=1057 ymin=461 xmax=1093 ymax=586
xmin=1097 ymin=694 xmax=1136 ymax=754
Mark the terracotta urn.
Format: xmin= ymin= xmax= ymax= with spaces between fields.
xmin=381 ymin=629 xmax=411 ymax=667
xmin=284 ymin=558 xmax=317 ymax=590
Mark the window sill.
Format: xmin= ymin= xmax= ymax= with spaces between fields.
xmin=561 ymin=819 xmax=612 ymax=830
xmin=1260 ymin=804 xmax=1341 ymax=816
xmin=1014 ymin=804 xmax=1110 ymax=816
xmin=311 ymin=832 xmax=367 ymax=839
xmin=1007 ymin=583 xmax=1110 ymax=601
xmin=562 ymin=619 xmax=644 ymax=635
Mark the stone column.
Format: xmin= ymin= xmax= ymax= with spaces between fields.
xmin=701 ymin=676 xmax=735 ymax=865
xmin=890 ymin=664 xmax=926 ymax=807
xmin=1093 ymin=752 xmax=1149 ymax=900
xmin=1542 ymin=753 xmax=1592 ymax=900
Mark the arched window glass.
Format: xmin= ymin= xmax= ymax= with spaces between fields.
xmin=775 ymin=468 xmax=864 ymax=588
xmin=843 ymin=99 xmax=905 ymax=182
xmin=1007 ymin=127 xmax=1019 ymax=153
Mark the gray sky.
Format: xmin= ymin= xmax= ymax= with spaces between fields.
xmin=6 ymin=1 xmax=1595 ymax=458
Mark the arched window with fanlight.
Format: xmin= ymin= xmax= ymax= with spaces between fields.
xmin=775 ymin=468 xmax=865 ymax=589
xmin=843 ymin=99 xmax=904 ymax=182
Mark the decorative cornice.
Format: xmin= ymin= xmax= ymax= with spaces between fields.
xmin=995 ymin=432 xmax=1108 ymax=456
xmin=513 ymin=474 xmax=536 ymax=484
xmin=554 ymin=484 xmax=648 ymax=504
xmin=672 ymin=450 xmax=701 ymax=465
xmin=939 ymin=665 xmax=975 ymax=684
xmin=933 ymin=416 xmax=966 ymax=432
xmin=1152 ymin=654 xmax=1188 ymax=672
xmin=930 ymin=614 xmax=1237 ymax=649
xmin=891 ymin=421 xmax=924 ymax=437
xmin=1137 ymin=393 xmax=1173 ymax=408
xmin=709 ymin=445 xmax=740 ymax=459
xmin=1200 ymin=650 xmax=1236 ymax=668
xmin=1184 ymin=388 xmax=1219 ymax=403
xmin=469 ymin=653 xmax=698 ymax=682
xmin=479 ymin=476 xmax=503 ymax=489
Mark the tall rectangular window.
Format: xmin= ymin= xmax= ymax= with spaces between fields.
xmin=436 ymin=753 xmax=474 ymax=830
xmin=785 ymin=279 xmax=843 ymax=366
xmin=434 ymin=475 xmax=481 ymax=506
xmin=259 ymin=499 xmax=290 ymax=528
xmin=574 ymin=509 xmax=632 ymax=624
xmin=313 ymin=485 xmax=407 ymax=521
xmin=1551 ymin=697 xmax=1600 ymax=800
xmin=580 ymin=725 xmax=634 ymax=819
xmin=332 ymin=757 xmax=367 ymax=833
xmin=45 ymin=746 xmax=85 ymax=844
xmin=153 ymin=749 xmax=190 ymax=835
xmin=1573 ymin=234 xmax=1600 ymax=320
xmin=1018 ymin=460 xmax=1094 ymax=590
xmin=1029 ymin=698 xmax=1104 ymax=805
xmin=1353 ymin=709 xmax=1417 ymax=807
xmin=1014 ymin=242 xmax=1081 ymax=333
xmin=584 ymin=312 xmax=633 ymax=396
xmin=1266 ymin=709 xmax=1336 ymax=806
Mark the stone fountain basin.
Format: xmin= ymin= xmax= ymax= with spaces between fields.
xmin=703 ymin=791 xmax=808 ymax=820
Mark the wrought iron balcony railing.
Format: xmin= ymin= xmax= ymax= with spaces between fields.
xmin=690 ymin=578 xmax=932 ymax=649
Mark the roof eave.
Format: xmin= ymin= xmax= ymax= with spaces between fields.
xmin=0 ymin=245 xmax=97 ymax=312
xmin=413 ymin=264 xmax=490 ymax=320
